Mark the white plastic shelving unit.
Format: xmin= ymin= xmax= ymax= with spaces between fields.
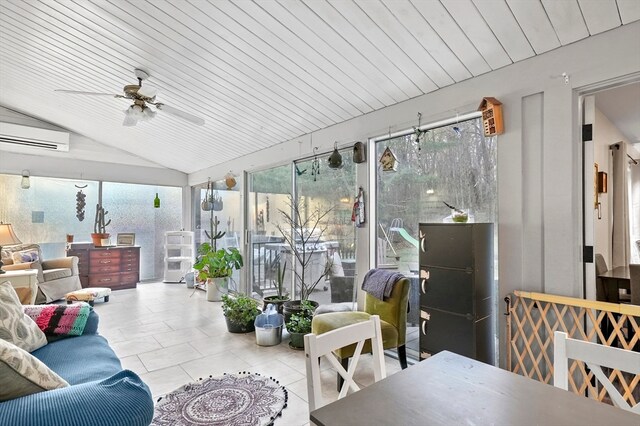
xmin=163 ymin=231 xmax=195 ymax=283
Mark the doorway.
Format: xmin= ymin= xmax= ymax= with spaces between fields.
xmin=581 ymin=79 xmax=640 ymax=301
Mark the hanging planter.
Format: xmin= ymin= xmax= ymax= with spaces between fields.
xmin=201 ymin=178 xmax=214 ymax=211
xmin=328 ymin=142 xmax=343 ymax=169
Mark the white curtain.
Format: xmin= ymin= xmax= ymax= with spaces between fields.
xmin=629 ymin=156 xmax=640 ymax=263
xmin=611 ymin=142 xmax=630 ymax=268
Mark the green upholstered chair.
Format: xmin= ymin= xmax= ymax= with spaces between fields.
xmin=311 ymin=274 xmax=410 ymax=388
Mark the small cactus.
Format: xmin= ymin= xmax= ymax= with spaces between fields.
xmin=94 ymin=204 xmax=111 ymax=233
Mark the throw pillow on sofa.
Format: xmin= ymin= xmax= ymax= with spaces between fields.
xmin=11 ymin=249 xmax=40 ymax=264
xmin=0 ymin=338 xmax=69 ymax=401
xmin=23 ymin=303 xmax=91 ymax=336
xmin=0 ymin=281 xmax=47 ymax=352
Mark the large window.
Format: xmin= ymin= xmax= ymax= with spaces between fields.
xmin=102 ymin=182 xmax=182 ymax=280
xmin=0 ymin=175 xmax=182 ymax=280
xmin=374 ymin=117 xmax=497 ymax=359
xmin=0 ymin=174 xmax=99 ymax=259
xmin=375 ymin=117 xmax=497 ymax=271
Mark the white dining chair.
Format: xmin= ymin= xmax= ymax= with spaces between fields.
xmin=304 ymin=315 xmax=386 ymax=412
xmin=553 ymin=331 xmax=640 ymax=413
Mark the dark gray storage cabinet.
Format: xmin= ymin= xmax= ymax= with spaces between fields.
xmin=419 ymin=223 xmax=495 ymax=365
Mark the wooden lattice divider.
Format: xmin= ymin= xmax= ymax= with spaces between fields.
xmin=506 ymin=291 xmax=640 ymax=407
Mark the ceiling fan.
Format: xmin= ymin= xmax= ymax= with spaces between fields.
xmin=55 ymin=69 xmax=205 ymax=127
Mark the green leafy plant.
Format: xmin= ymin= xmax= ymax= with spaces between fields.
xmin=221 ymin=293 xmax=259 ymax=325
xmin=193 ymin=242 xmax=243 ymax=280
xmin=286 ymin=312 xmax=312 ymax=334
xmin=285 ymin=300 xmax=314 ymax=333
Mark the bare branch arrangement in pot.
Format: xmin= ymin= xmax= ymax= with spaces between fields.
xmin=276 ymin=196 xmax=333 ymax=323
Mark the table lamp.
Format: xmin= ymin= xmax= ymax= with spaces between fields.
xmin=0 ymin=222 xmax=22 ymax=274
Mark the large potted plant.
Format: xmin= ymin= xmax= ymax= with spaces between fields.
xmin=193 ymin=242 xmax=243 ymax=302
xmin=221 ymin=293 xmax=260 ymax=333
xmin=286 ymin=300 xmax=314 ymax=349
xmin=276 ymin=196 xmax=333 ymax=324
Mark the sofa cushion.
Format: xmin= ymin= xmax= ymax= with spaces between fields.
xmin=42 ymin=268 xmax=72 ymax=281
xmin=0 ymin=281 xmax=47 ymax=352
xmin=0 ymin=339 xmax=69 ymax=401
xmin=0 ymin=369 xmax=154 ymax=426
xmin=31 ymin=334 xmax=122 ymax=385
xmin=11 ymin=249 xmax=40 ymax=264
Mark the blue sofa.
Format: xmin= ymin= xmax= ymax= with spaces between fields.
xmin=0 ymin=310 xmax=154 ymax=426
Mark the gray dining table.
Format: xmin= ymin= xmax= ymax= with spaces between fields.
xmin=310 ymin=351 xmax=640 ymax=426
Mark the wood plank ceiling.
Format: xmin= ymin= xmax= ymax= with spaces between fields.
xmin=0 ymin=0 xmax=638 ymax=174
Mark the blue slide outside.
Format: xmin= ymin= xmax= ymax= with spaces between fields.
xmin=390 ymin=227 xmax=419 ymax=249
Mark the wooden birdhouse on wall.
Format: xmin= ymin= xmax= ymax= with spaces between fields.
xmin=379 ymin=147 xmax=398 ymax=172
xmin=478 ymin=97 xmax=504 ymax=137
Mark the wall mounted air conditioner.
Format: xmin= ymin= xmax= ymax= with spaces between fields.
xmin=0 ymin=122 xmax=70 ymax=152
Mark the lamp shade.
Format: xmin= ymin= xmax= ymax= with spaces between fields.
xmin=0 ymin=223 xmax=22 ymax=246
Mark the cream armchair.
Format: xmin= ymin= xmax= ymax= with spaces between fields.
xmin=1 ymin=243 xmax=82 ymax=303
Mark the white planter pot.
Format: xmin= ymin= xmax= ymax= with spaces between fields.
xmin=206 ymin=277 xmax=228 ymax=302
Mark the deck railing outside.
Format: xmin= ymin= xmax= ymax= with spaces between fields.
xmin=505 ymin=291 xmax=640 ymax=406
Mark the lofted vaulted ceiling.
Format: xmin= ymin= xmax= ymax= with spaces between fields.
xmin=1 ymin=0 xmax=639 ymax=174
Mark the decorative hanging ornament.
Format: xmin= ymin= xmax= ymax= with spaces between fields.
xmin=224 ymin=171 xmax=236 ymax=189
xmin=379 ymin=147 xmax=398 ymax=172
xmin=75 ymin=184 xmax=87 ymax=221
xmin=154 ymin=192 xmax=160 ymax=208
xmin=412 ymin=112 xmax=424 ymax=152
xmin=328 ymin=142 xmax=343 ymax=169
xmin=353 ymin=141 xmax=366 ymax=164
xmin=311 ymin=147 xmax=320 ymax=181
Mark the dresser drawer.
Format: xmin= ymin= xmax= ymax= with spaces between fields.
xmin=88 ymin=273 xmax=122 ymax=287
xmin=90 ymin=249 xmax=122 ymax=260
xmin=91 ymin=265 xmax=121 ymax=274
xmin=120 ymin=248 xmax=139 ymax=258
xmin=90 ymin=257 xmax=122 ymax=268
xmin=120 ymin=272 xmax=139 ymax=285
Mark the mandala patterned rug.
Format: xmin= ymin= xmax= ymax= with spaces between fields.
xmin=151 ymin=372 xmax=288 ymax=426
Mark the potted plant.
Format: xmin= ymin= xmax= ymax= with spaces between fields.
xmin=221 ymin=293 xmax=260 ymax=333
xmin=286 ymin=301 xmax=314 ymax=349
xmin=193 ymin=242 xmax=243 ymax=302
xmin=91 ymin=204 xmax=111 ymax=247
xmin=276 ymin=196 xmax=333 ymax=323
xmin=263 ymin=261 xmax=290 ymax=314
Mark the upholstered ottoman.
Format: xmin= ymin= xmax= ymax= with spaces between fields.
xmin=65 ymin=287 xmax=111 ymax=306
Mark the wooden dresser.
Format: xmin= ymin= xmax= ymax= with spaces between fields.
xmin=67 ymin=244 xmax=140 ymax=290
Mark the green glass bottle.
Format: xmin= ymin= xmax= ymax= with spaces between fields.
xmin=154 ymin=193 xmax=160 ymax=208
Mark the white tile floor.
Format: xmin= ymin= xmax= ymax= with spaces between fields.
xmin=92 ymin=281 xmax=404 ymax=426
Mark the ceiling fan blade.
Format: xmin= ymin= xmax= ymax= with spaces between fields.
xmin=155 ymin=103 xmax=205 ymax=126
xmin=137 ymin=85 xmax=157 ymax=98
xmin=55 ymin=89 xmax=120 ymax=97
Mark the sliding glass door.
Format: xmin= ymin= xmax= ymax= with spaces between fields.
xmin=246 ymin=166 xmax=292 ymax=298
xmin=293 ymin=148 xmax=358 ymax=304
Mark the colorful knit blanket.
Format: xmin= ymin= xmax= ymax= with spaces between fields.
xmin=23 ymin=303 xmax=91 ymax=336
